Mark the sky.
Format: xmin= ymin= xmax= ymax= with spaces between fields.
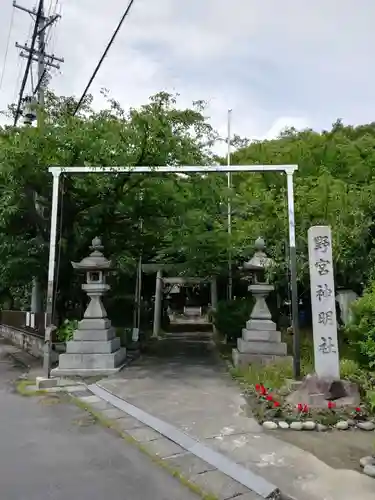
xmin=1 ymin=0 xmax=375 ymax=149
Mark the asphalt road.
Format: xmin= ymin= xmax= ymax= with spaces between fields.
xmin=0 ymin=341 xmax=198 ymax=500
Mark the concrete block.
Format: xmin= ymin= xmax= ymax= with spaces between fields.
xmin=242 ymin=329 xmax=281 ymax=343
xmin=101 ymin=408 xmax=126 ymax=420
xmin=35 ymin=376 xmax=59 ymax=389
xmin=78 ymin=318 xmax=111 ymax=330
xmin=191 ymin=469 xmax=249 ymax=499
xmin=164 ymin=453 xmax=216 ymax=476
xmin=126 ymin=426 xmax=162 ymax=442
xmin=246 ymin=319 xmax=276 ymax=331
xmin=66 ymin=338 xmax=120 ymax=354
xmin=143 ymin=437 xmax=186 ymax=459
xmin=115 ymin=416 xmax=146 ymax=431
xmin=78 ymin=395 xmax=102 ymax=404
xmin=237 ymin=338 xmax=287 ymax=356
xmin=73 ymin=327 xmax=116 ymax=341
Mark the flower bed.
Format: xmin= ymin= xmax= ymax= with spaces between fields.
xmin=246 ymin=382 xmax=375 ymax=431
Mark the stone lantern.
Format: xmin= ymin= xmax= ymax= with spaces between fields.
xmin=51 ymin=237 xmax=126 ymax=376
xmin=232 ymin=237 xmax=287 ymax=367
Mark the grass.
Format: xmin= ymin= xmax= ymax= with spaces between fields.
xmin=15 ymin=379 xmax=46 ymax=397
xmin=231 ymin=329 xmax=366 ymax=391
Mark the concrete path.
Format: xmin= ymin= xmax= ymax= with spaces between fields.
xmin=0 ymin=340 xmax=200 ymax=500
xmin=97 ymin=341 xmax=375 ymax=500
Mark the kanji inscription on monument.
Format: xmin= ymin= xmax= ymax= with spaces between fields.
xmin=308 ymin=226 xmax=340 ymax=379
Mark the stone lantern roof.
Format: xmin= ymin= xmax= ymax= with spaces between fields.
xmin=242 ymin=237 xmax=274 ymax=271
xmin=71 ymin=237 xmax=112 ymax=271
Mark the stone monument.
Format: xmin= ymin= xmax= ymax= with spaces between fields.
xmin=308 ymin=225 xmax=340 ymax=379
xmin=286 ymin=226 xmax=359 ymax=407
xmin=232 ymin=237 xmax=287 ymax=367
xmin=51 ymin=237 xmax=126 ymax=376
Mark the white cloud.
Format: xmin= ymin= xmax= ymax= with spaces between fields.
xmin=1 ymin=0 xmax=375 ymax=146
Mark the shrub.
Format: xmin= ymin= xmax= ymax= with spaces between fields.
xmin=56 ymin=319 xmax=78 ymax=343
xmin=213 ymin=298 xmax=254 ymax=343
xmin=346 ymin=282 xmax=375 ymax=369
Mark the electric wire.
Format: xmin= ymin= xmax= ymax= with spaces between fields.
xmin=73 ymin=0 xmax=136 ymax=115
xmin=13 ymin=0 xmax=43 ymax=126
xmin=0 ymin=6 xmax=15 ymax=90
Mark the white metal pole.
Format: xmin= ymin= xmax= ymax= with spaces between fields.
xmin=286 ymin=172 xmax=300 ymax=378
xmin=227 ymin=109 xmax=233 ymax=301
xmin=44 ymin=171 xmax=60 ymax=376
xmin=152 ymin=270 xmax=163 ymax=338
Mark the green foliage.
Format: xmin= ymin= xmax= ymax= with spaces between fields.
xmin=213 ymin=298 xmax=254 ymax=342
xmin=230 ymin=358 xmax=294 ymax=391
xmin=346 ymin=282 xmax=375 ymax=368
xmin=56 ymin=319 xmax=78 ymax=342
xmin=0 ymin=90 xmax=224 ymax=317
xmin=339 ymin=358 xmax=362 ymax=381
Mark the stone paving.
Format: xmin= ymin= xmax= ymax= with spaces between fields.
xmin=94 ymin=341 xmax=375 ymax=500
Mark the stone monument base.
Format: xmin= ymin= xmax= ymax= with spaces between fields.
xmin=286 ymin=373 xmax=360 ymax=408
xmin=51 ymin=319 xmax=127 ymax=377
xmin=232 ymin=318 xmax=288 ymax=368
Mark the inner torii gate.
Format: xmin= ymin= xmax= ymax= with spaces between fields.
xmin=142 ymin=264 xmax=218 ymax=337
xmin=44 ymin=164 xmax=300 ymax=378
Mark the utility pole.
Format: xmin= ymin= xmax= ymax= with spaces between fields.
xmin=14 ymin=1 xmax=63 ymax=317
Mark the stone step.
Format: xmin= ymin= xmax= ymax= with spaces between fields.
xmin=242 ymin=329 xmax=281 ymax=343
xmin=237 ymin=338 xmax=287 ymax=356
xmin=66 ymin=337 xmax=121 ymax=354
xmin=57 ymin=348 xmax=126 ymax=370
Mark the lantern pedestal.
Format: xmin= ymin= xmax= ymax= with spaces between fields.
xmin=51 ymin=237 xmax=127 ymax=377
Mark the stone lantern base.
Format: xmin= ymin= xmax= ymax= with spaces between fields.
xmin=232 ymin=283 xmax=287 ymax=368
xmin=51 ymin=318 xmax=126 ymax=377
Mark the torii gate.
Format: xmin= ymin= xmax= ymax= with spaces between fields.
xmin=44 ymin=164 xmax=300 ymax=378
xmin=141 ymin=265 xmax=218 ymax=338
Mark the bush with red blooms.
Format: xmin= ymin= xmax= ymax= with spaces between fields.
xmin=254 ymin=384 xmax=282 ymax=417
xmin=250 ymin=382 xmax=371 ymax=426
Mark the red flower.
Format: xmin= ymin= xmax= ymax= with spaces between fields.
xmin=297 ymin=403 xmax=303 ymax=412
xmin=302 ymin=404 xmax=309 ymax=413
xmin=260 ymin=385 xmax=267 ymax=395
xmin=327 ymin=401 xmax=336 ymax=410
xmin=355 ymin=407 xmax=361 ymax=412
xmin=273 ymin=401 xmax=280 ymax=408
xmin=266 ymin=395 xmax=273 ymax=401
xmin=255 ymin=384 xmax=261 ymax=392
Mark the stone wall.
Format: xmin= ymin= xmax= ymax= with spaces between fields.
xmin=0 ymin=324 xmax=44 ymax=359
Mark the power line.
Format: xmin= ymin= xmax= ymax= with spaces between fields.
xmin=13 ymin=0 xmax=44 ymax=126
xmin=0 ymin=6 xmax=15 ymax=90
xmin=73 ymin=0 xmax=136 ymax=116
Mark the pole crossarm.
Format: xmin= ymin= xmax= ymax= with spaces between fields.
xmin=49 ymin=165 xmax=298 ymax=176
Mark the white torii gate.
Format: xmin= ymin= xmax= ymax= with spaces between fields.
xmin=44 ymin=164 xmax=300 ymax=377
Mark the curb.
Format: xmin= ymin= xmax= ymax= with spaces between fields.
xmin=19 ymin=378 xmax=282 ymax=500
xmin=88 ymin=383 xmax=281 ymax=500
xmin=72 ymin=386 xmax=275 ymax=500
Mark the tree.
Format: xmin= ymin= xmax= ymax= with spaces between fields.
xmin=228 ymin=123 xmax=375 ymax=293
xmin=0 ymin=91 xmax=227 ymax=320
